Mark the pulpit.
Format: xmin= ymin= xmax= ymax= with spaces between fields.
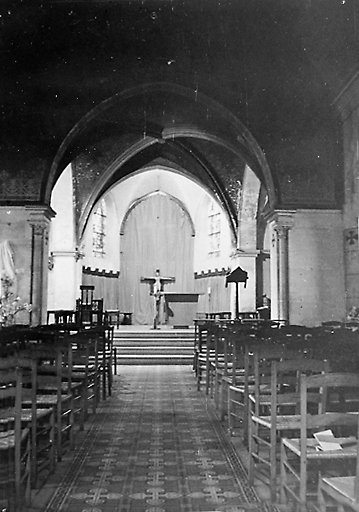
xmin=163 ymin=292 xmax=201 ymax=327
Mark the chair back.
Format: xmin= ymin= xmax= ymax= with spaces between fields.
xmin=300 ymin=371 xmax=359 ymax=465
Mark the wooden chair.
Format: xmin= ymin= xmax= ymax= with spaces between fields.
xmin=0 ymin=363 xmax=31 ymax=512
xmin=205 ymin=322 xmax=220 ymax=396
xmin=194 ymin=320 xmax=216 ymax=392
xmin=248 ymin=357 xmax=330 ymax=501
xmin=69 ymin=331 xmax=100 ymax=420
xmin=226 ymin=325 xmax=261 ymax=433
xmin=211 ymin=324 xmax=227 ymax=408
xmin=317 ymin=417 xmax=359 ymax=511
xmin=220 ymin=330 xmax=242 ymax=421
xmin=227 ymin=341 xmax=252 ymax=437
xmin=22 ymin=341 xmax=75 ymax=462
xmin=217 ymin=323 xmax=255 ymax=422
xmin=87 ymin=325 xmax=114 ymax=400
xmin=281 ymin=372 xmax=359 ymax=512
xmin=11 ymin=354 xmax=55 ymax=488
xmin=193 ymin=319 xmax=209 ymax=377
xmin=228 ymin=339 xmax=307 ymax=443
xmin=209 ymin=320 xmax=239 ymax=404
xmin=76 ymin=285 xmax=104 ymax=326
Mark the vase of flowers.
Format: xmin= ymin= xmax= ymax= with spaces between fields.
xmin=347 ymin=306 xmax=359 ymax=322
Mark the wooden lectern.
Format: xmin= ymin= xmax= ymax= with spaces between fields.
xmin=225 ymin=266 xmax=248 ymax=320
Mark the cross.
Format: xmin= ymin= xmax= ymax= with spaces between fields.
xmin=141 ymin=269 xmax=175 ymax=329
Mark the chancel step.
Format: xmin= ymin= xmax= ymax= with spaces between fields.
xmin=114 ymin=327 xmax=194 ymax=365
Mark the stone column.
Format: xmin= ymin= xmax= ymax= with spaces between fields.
xmin=275 ymin=224 xmax=291 ymax=321
xmin=266 ymin=210 xmax=295 ymax=322
xmin=0 ymin=205 xmax=54 ymax=326
xmin=28 ymin=208 xmax=55 ymax=325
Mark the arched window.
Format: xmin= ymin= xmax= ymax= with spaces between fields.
xmin=208 ymin=201 xmax=221 ymax=257
xmin=93 ymin=199 xmax=106 ymax=257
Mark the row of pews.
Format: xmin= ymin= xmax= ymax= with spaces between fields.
xmin=0 ymin=322 xmax=114 ymax=512
xmin=193 ymin=318 xmax=359 ymax=512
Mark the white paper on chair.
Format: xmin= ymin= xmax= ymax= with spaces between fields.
xmin=313 ymin=429 xmax=343 ymax=451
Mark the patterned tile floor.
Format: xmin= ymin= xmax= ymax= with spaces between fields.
xmin=33 ymin=366 xmax=280 ymax=512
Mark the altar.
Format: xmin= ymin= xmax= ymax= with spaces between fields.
xmin=163 ymin=292 xmax=201 ymax=327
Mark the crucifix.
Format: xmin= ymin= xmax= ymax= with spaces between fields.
xmin=141 ymin=269 xmax=175 ymax=329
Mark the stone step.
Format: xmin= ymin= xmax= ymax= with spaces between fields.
xmin=114 ymin=332 xmax=194 ymax=340
xmin=114 ymin=339 xmax=193 ymax=347
xmin=115 ymin=355 xmax=193 ymax=365
xmin=113 ymin=328 xmax=195 ymax=365
xmin=115 ymin=346 xmax=193 ymax=355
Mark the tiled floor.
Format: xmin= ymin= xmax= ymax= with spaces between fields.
xmin=30 ymin=366 xmax=280 ymax=512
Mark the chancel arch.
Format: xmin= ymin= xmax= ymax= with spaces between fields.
xmin=45 ymin=82 xmax=276 ymax=324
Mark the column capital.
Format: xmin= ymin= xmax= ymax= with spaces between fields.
xmin=27 ymin=204 xmax=56 ymax=225
xmin=274 ymin=224 xmax=291 ymax=240
xmin=264 ymin=209 xmax=295 ymax=230
xmin=30 ymin=223 xmax=47 ymax=236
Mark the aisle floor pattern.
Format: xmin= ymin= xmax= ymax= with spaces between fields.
xmin=40 ymin=366 xmax=279 ymax=512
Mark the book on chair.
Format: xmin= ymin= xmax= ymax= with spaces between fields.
xmin=314 ymin=429 xmax=343 ymax=451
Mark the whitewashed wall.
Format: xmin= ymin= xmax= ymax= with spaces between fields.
xmin=288 ymin=209 xmax=345 ymax=326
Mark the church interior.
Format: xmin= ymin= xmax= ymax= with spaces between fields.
xmin=2 ymin=1 xmax=359 ymax=511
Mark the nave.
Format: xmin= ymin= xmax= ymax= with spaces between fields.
xmin=29 ymin=365 xmax=278 ymax=512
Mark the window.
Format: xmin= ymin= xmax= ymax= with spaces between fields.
xmin=208 ymin=202 xmax=221 ymax=257
xmin=93 ymin=199 xmax=106 ymax=257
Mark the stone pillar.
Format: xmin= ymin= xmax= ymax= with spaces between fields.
xmin=266 ymin=210 xmax=295 ymax=322
xmin=0 ymin=205 xmax=55 ymax=326
xmin=28 ymin=208 xmax=55 ymax=325
xmin=275 ymin=224 xmax=291 ymax=321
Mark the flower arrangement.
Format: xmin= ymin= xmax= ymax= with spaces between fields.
xmin=347 ymin=306 xmax=359 ymax=322
xmin=0 ymin=275 xmax=32 ymax=327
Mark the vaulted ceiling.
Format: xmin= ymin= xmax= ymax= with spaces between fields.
xmin=0 ymin=0 xmax=358 ymax=212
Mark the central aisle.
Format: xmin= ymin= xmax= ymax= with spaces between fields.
xmin=41 ymin=366 xmax=278 ymax=512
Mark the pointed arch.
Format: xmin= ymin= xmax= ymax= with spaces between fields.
xmin=120 ymin=190 xmax=195 ymax=237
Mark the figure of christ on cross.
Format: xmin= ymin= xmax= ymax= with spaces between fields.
xmin=140 ymin=269 xmax=176 ymax=329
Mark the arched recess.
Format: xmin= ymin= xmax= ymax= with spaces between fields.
xmin=45 ymin=82 xmax=277 ymax=248
xmin=118 ymin=190 xmax=195 ymax=325
xmin=120 ymin=190 xmax=196 ymax=237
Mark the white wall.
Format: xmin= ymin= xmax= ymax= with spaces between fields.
xmin=108 ymin=168 xmax=235 ymax=276
xmin=288 ymin=209 xmax=345 ymax=326
xmin=48 ymin=164 xmax=79 ymax=310
xmin=81 ymin=191 xmax=120 ymax=272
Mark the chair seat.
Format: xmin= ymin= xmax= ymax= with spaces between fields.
xmin=22 ymin=394 xmax=72 ymax=406
xmin=321 ymin=476 xmax=356 ymax=502
xmin=283 ymin=436 xmax=357 ymax=458
xmin=0 ymin=407 xmax=53 ymax=423
xmin=38 ymin=381 xmax=82 ymax=392
xmin=253 ymin=413 xmax=302 ymax=430
xmin=0 ymin=428 xmax=30 ymax=449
